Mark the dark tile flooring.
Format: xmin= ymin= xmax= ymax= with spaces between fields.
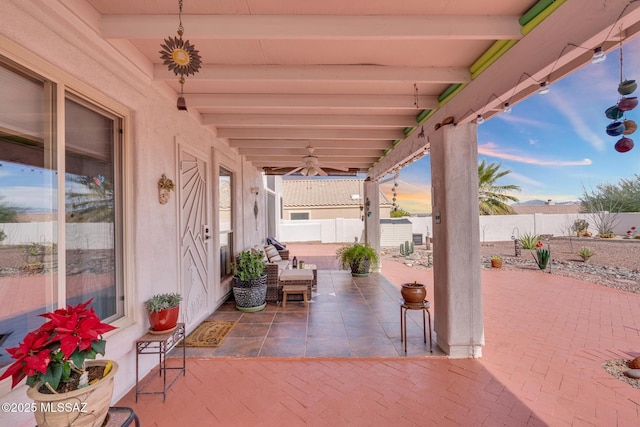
xmin=177 ymin=269 xmax=442 ymax=358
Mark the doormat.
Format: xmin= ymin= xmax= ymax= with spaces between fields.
xmin=184 ymin=320 xmax=236 ymax=347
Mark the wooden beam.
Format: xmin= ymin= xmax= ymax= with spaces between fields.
xmin=155 ymin=64 xmax=470 ymax=84
xmin=237 ymin=147 xmax=385 ymax=157
xmin=187 ymin=94 xmax=438 ymax=110
xmin=102 ymin=15 xmax=522 ymax=40
xmin=203 ymin=114 xmax=415 ymax=128
xmin=228 ymin=139 xmax=394 ymax=149
xmin=218 ymin=128 xmax=402 ymax=140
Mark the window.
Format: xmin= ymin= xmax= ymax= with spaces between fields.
xmin=219 ymin=167 xmax=233 ymax=278
xmin=290 ymin=212 xmax=309 ymax=220
xmin=0 ymin=57 xmax=125 ymax=368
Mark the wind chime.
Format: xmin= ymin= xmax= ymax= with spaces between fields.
xmin=391 ymin=176 xmax=399 ymax=212
xmin=159 ymin=0 xmax=202 ymax=111
xmin=604 ymin=35 xmax=636 ymax=153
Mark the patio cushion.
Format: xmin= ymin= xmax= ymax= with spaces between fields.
xmin=279 ymin=269 xmax=313 ymax=281
xmin=264 ymin=245 xmax=282 ymax=262
xmin=252 ymin=245 xmax=268 ymax=263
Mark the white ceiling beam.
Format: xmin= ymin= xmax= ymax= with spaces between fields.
xmin=187 ymin=94 xmax=437 ymax=109
xmin=237 ymin=147 xmax=385 ymax=157
xmin=102 ymin=15 xmax=522 ymax=40
xmin=155 ymin=64 xmax=471 ymax=84
xmin=218 ymin=128 xmax=402 ymax=140
xmin=203 ymin=114 xmax=416 ymax=128
xmin=228 ymin=139 xmax=394 ymax=149
xmin=248 ymin=158 xmax=377 ymax=166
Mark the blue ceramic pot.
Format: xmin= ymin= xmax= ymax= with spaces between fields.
xmin=606 ymin=121 xmax=626 ymax=136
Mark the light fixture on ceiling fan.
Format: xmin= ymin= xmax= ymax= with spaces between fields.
xmin=283 ymin=146 xmax=349 ymax=177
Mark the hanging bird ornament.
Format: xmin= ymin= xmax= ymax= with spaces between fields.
xmin=604 ymin=41 xmax=635 ymax=152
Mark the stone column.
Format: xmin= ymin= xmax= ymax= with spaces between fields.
xmin=430 ymin=123 xmax=484 ymax=358
xmin=364 ymin=180 xmax=381 ymax=272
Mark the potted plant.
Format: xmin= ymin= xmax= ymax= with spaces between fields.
xmin=232 ymin=250 xmax=267 ymax=312
xmin=336 ymin=242 xmax=379 ymax=277
xmin=0 ymin=299 xmax=117 ymax=427
xmin=490 ymin=255 xmax=503 ymax=268
xmin=145 ymin=292 xmax=182 ymax=332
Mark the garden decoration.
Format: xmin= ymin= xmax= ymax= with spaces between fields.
xmin=604 ymin=39 xmax=636 ymax=152
xmin=533 ymin=241 xmax=551 ymax=271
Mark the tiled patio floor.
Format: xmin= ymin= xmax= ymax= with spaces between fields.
xmin=117 ymin=244 xmax=640 ymax=426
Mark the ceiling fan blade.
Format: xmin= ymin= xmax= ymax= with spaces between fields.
xmin=318 ymin=164 xmax=350 ymax=172
xmin=284 ymin=166 xmax=304 ymax=176
xmin=316 ymin=166 xmax=328 ymax=176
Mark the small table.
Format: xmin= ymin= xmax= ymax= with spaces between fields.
xmin=135 ymin=323 xmax=186 ymax=402
xmin=279 ymin=269 xmax=313 ymax=306
xmin=399 ymin=300 xmax=433 ymax=353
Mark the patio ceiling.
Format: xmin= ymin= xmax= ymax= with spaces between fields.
xmin=76 ymin=0 xmax=640 ymax=179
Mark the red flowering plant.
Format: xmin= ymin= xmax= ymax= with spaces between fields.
xmin=0 ymin=299 xmax=116 ymax=392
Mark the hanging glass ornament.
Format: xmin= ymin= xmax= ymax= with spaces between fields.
xmin=606 ymin=121 xmax=626 ymax=136
xmin=618 ymin=79 xmax=637 ymax=95
xmin=614 ymin=137 xmax=634 ymax=152
xmin=618 ymin=96 xmax=638 ymax=111
xmin=605 ymin=105 xmax=624 ymax=120
xmin=623 ymin=119 xmax=637 ymax=135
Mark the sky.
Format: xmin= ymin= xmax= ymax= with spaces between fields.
xmin=380 ymin=37 xmax=640 ymax=214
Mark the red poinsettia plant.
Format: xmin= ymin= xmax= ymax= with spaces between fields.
xmin=0 ymin=299 xmax=116 ymax=391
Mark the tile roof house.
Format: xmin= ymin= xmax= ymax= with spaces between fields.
xmin=283 ymin=179 xmax=392 ymax=220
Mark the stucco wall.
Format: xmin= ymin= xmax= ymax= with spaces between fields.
xmin=0 ymin=2 xmax=265 ymax=422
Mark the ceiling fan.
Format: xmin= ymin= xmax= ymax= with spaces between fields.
xmin=283 ymin=147 xmax=349 ymax=177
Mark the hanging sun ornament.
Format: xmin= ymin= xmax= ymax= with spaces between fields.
xmin=604 ymin=40 xmax=635 ymax=152
xmin=159 ymin=0 xmax=202 ymax=111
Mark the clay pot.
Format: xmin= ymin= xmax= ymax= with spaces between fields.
xmin=491 ymin=258 xmax=503 ymax=268
xmin=148 ymin=306 xmax=180 ymax=331
xmin=401 ymin=282 xmax=426 ymax=304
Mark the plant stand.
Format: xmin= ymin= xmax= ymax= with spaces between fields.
xmin=135 ymin=323 xmax=185 ymax=402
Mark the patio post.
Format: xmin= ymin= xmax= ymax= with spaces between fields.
xmin=430 ymin=123 xmax=484 ymax=358
xmin=363 ymin=180 xmax=381 ymax=272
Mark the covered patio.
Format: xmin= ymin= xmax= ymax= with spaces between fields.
xmin=2 ymin=1 xmax=640 ymax=426
xmin=116 ymin=247 xmax=640 ymax=425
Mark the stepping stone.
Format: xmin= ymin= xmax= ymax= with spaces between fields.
xmin=623 ymin=369 xmax=640 ymax=379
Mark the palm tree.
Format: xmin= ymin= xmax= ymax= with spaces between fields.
xmin=478 ymin=160 xmax=521 ymax=215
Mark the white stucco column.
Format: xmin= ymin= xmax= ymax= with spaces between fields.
xmin=430 ymin=123 xmax=484 ymax=358
xmin=363 ymin=180 xmax=381 ymax=272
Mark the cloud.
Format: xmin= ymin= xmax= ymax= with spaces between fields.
xmin=479 ymin=142 xmax=592 ymax=166
xmin=509 ymin=172 xmax=544 ymax=187
xmin=0 ymin=186 xmax=55 ymax=211
xmin=544 ymin=89 xmax=606 ymax=151
xmin=494 ymin=114 xmax=549 ymax=128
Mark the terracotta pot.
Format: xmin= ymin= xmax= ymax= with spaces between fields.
xmin=148 ymin=306 xmax=179 ymax=331
xmin=401 ymin=282 xmax=426 ymax=303
xmin=491 ymin=259 xmax=503 ymax=268
xmin=27 ymin=360 xmax=118 ymax=427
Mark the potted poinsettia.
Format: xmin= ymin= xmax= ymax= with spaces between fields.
xmin=0 ymin=299 xmax=117 ymax=427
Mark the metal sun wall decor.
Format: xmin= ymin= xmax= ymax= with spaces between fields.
xmin=159 ymin=0 xmax=202 ymax=111
xmin=604 ymin=43 xmax=636 ymax=153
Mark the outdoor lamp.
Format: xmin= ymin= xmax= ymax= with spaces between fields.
xmin=592 ymin=46 xmax=606 ymax=64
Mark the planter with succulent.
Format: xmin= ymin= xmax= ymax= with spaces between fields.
xmin=573 ymin=219 xmax=590 ymax=237
xmin=490 ymin=255 xmax=503 ymax=268
xmin=232 ymin=250 xmax=267 ymax=312
xmin=158 ymin=173 xmax=175 ymax=205
xmin=0 ymin=299 xmax=117 ymax=427
xmin=145 ymin=292 xmax=183 ymax=333
xmin=336 ymin=242 xmax=379 ymax=277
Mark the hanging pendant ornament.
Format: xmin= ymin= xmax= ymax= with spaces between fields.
xmin=159 ymin=0 xmax=202 ymax=110
xmin=604 ymin=35 xmax=635 ymax=152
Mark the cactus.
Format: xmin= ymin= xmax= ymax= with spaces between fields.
xmin=400 ymin=241 xmax=414 ymax=256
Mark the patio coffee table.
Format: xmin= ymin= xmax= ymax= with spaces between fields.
xmin=279 ymin=269 xmax=313 ymax=307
